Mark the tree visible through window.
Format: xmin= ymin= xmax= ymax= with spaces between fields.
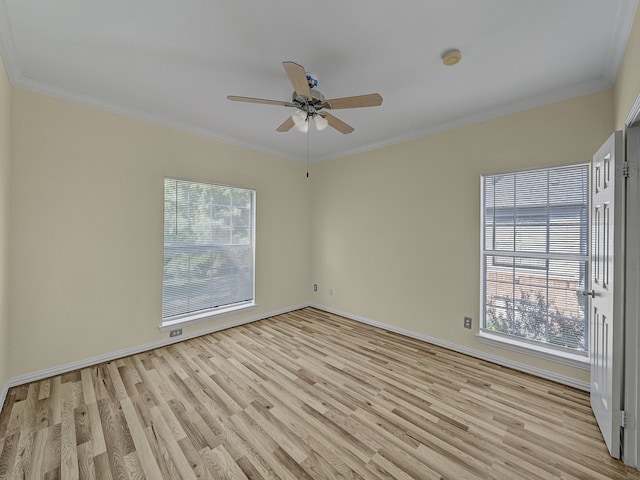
xmin=481 ymin=164 xmax=589 ymax=353
xmin=162 ymin=178 xmax=255 ymax=323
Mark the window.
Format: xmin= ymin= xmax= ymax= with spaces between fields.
xmin=481 ymin=164 xmax=589 ymax=353
xmin=162 ymin=178 xmax=255 ymax=325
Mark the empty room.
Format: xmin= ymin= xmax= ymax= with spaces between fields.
xmin=1 ymin=1 xmax=640 ymax=479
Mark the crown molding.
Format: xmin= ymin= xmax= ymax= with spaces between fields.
xmin=14 ymin=76 xmax=301 ymax=162
xmin=13 ymin=75 xmax=612 ymax=165
xmin=317 ymin=78 xmax=612 ymax=163
xmin=604 ymin=0 xmax=639 ymax=84
xmin=0 ymin=0 xmax=20 ymax=84
xmin=0 ymin=0 xmax=634 ymax=164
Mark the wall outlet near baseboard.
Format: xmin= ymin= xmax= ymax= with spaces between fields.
xmin=313 ymin=284 xmax=318 ymax=292
xmin=464 ymin=317 xmax=472 ymax=329
xmin=170 ymin=328 xmax=183 ymax=338
xmin=328 ymin=288 xmax=333 ymax=296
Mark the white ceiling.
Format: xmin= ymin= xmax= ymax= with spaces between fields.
xmin=0 ymin=0 xmax=637 ymax=162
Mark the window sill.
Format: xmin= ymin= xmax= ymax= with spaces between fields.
xmin=160 ymin=302 xmax=256 ymax=332
xmin=476 ymin=331 xmax=589 ymax=370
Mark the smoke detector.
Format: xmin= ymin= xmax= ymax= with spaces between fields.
xmin=442 ymin=49 xmax=462 ymax=66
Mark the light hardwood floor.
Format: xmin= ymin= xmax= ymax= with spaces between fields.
xmin=0 ymin=307 xmax=638 ymax=479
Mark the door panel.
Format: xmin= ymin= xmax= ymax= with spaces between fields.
xmin=622 ymin=118 xmax=640 ymax=468
xmin=590 ymin=131 xmax=624 ymax=458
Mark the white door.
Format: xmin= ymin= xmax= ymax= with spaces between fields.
xmin=623 ymin=115 xmax=640 ymax=468
xmin=590 ymin=130 xmax=624 ymax=458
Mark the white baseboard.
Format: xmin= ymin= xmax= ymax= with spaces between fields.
xmin=309 ymin=303 xmax=590 ymax=392
xmin=0 ymin=301 xmax=589 ymax=412
xmin=0 ymin=381 xmax=8 ymax=413
xmin=3 ymin=304 xmax=307 ymax=392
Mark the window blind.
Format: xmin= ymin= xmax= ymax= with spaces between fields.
xmin=162 ymin=178 xmax=255 ymax=321
xmin=481 ymin=164 xmax=589 ymax=352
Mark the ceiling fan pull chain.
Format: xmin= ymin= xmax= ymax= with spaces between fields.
xmin=306 ymin=125 xmax=310 ymax=178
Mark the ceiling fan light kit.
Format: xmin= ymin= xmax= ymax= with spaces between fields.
xmin=314 ymin=114 xmax=328 ymax=131
xmin=228 ymin=61 xmax=383 ymax=134
xmin=292 ymin=110 xmax=309 ymax=132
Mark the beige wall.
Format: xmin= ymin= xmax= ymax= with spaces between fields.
xmin=0 ymin=52 xmax=10 ymax=391
xmin=614 ymin=7 xmax=640 ymax=129
xmin=8 ymin=88 xmax=311 ymax=377
xmin=4 ymin=5 xmax=640 ymax=386
xmin=310 ymin=89 xmax=614 ymax=383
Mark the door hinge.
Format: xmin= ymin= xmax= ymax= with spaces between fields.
xmin=622 ymin=161 xmax=630 ymax=178
xmin=617 ymin=410 xmax=635 ymax=429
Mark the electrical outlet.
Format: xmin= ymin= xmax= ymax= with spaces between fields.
xmin=464 ymin=317 xmax=472 ymax=329
xmin=170 ymin=328 xmax=182 ymax=338
xmin=328 ymin=288 xmax=333 ymax=296
xmin=313 ymin=284 xmax=318 ymax=292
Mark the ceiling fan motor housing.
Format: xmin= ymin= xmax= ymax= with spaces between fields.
xmin=292 ymin=89 xmax=325 ymax=113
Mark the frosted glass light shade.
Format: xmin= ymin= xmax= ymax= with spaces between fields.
xmin=315 ymin=115 xmax=328 ymax=131
xmin=292 ymin=111 xmax=308 ymax=132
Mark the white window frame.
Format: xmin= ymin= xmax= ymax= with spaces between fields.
xmin=161 ymin=178 xmax=256 ymax=330
xmin=478 ymin=163 xmax=590 ymax=367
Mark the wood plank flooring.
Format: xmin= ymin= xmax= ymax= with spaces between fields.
xmin=0 ymin=307 xmax=638 ymax=479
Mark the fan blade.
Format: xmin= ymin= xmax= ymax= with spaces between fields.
xmin=321 ymin=112 xmax=354 ymax=134
xmin=282 ymin=61 xmax=312 ymax=100
xmin=227 ymin=95 xmax=295 ymax=107
xmin=276 ymin=116 xmax=295 ymax=132
xmin=321 ymin=93 xmax=383 ymax=110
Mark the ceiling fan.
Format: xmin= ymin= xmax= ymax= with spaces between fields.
xmin=228 ymin=61 xmax=383 ymax=134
